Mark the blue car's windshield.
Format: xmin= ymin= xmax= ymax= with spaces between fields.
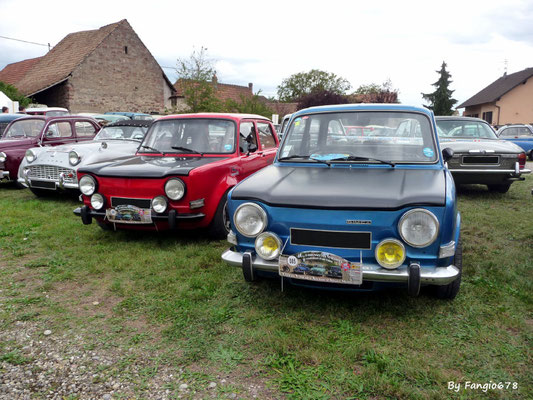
xmin=279 ymin=111 xmax=437 ymax=163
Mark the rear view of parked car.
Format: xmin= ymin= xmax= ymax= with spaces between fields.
xmin=435 ymin=116 xmax=530 ymax=193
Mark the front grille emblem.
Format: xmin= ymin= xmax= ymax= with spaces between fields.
xmin=346 ymin=220 xmax=372 ymax=225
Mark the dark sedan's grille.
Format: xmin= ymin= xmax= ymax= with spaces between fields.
xmin=290 ymin=228 xmax=371 ymax=249
xmin=110 ymin=197 xmax=151 ymax=208
xmin=462 ymin=156 xmax=500 ymax=164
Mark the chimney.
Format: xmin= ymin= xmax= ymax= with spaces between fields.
xmin=248 ymin=82 xmax=253 ymax=92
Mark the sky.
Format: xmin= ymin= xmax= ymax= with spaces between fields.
xmin=1 ymin=0 xmax=532 ymax=108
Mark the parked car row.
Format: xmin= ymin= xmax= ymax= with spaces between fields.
xmin=1 ymin=105 xmax=531 ymax=300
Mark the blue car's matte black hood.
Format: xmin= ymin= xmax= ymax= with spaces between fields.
xmin=79 ymin=155 xmax=229 ymax=178
xmin=231 ymin=165 xmax=446 ymax=209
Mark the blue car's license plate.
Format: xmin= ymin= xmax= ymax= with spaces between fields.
xmin=279 ymin=251 xmax=362 ymax=285
xmin=106 ymin=205 xmax=152 ymax=224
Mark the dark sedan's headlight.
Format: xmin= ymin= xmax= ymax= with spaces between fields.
xmin=0 ymin=152 xmax=6 ymax=163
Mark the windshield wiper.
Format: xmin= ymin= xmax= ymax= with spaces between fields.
xmin=171 ymin=146 xmax=203 ymax=156
xmin=328 ymin=154 xmax=395 ymax=167
xmin=139 ymin=145 xmax=164 ymax=154
xmin=278 ymin=155 xmax=331 ymax=166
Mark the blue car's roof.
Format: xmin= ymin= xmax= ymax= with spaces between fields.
xmin=292 ymin=103 xmax=434 ymax=118
xmin=0 ymin=113 xmax=25 ymax=123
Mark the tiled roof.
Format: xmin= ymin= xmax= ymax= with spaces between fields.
xmin=0 ymin=57 xmax=43 ymax=86
xmin=15 ymin=20 xmax=125 ymax=96
xmin=458 ymin=67 xmax=533 ymax=108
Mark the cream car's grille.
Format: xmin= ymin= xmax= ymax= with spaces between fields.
xmin=28 ymin=165 xmax=77 ymax=183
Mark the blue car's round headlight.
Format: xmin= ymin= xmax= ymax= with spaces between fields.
xmin=398 ymin=209 xmax=439 ymax=248
xmin=234 ymin=203 xmax=267 ymax=237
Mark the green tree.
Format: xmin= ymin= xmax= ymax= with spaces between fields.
xmin=0 ymin=81 xmax=31 ymax=108
xmin=296 ymin=89 xmax=349 ymax=109
xmin=225 ymin=91 xmax=274 ymax=118
xmin=277 ymin=69 xmax=351 ymax=102
xmin=352 ymin=79 xmax=399 ymax=103
xmin=175 ymin=46 xmax=222 ymax=112
xmin=421 ymin=62 xmax=457 ymax=116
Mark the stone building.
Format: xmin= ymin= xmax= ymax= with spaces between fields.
xmin=0 ymin=19 xmax=175 ymax=113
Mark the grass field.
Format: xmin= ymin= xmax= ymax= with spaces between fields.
xmin=0 ymin=173 xmax=532 ymax=399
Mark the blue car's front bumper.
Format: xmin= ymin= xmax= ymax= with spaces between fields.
xmin=222 ymin=248 xmax=459 ymax=287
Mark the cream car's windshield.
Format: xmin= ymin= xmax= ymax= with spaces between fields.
xmin=279 ymin=111 xmax=437 ymax=163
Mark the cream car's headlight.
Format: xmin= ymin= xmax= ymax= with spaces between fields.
xmin=69 ymin=151 xmax=81 ymax=166
xmin=165 ymin=178 xmax=185 ymax=200
xmin=255 ymin=232 xmax=281 ymax=260
xmin=0 ymin=152 xmax=6 ymax=163
xmin=398 ymin=209 xmax=439 ymax=248
xmin=375 ymin=239 xmax=405 ymax=269
xmin=79 ymin=175 xmax=97 ymax=196
xmin=90 ymin=193 xmax=104 ymax=210
xmin=234 ymin=203 xmax=267 ymax=237
xmin=152 ymin=196 xmax=167 ymax=213
xmin=25 ymin=149 xmax=37 ymax=163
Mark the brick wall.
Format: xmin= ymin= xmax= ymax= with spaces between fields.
xmin=68 ymin=21 xmax=170 ymax=113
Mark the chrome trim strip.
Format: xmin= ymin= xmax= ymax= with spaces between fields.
xmin=448 ymin=168 xmax=529 ymax=173
xmin=221 ymin=249 xmax=460 ymax=285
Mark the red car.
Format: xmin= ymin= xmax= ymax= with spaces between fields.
xmin=74 ymin=113 xmax=279 ymax=238
xmin=0 ymin=116 xmax=100 ymax=183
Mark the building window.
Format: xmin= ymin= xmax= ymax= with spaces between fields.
xmin=124 ymin=46 xmax=128 ymax=54
xmin=482 ymin=111 xmax=493 ymax=124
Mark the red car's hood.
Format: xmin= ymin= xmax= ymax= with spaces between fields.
xmin=0 ymin=137 xmax=36 ymax=150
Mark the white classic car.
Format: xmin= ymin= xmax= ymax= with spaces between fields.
xmin=18 ymin=119 xmax=152 ymax=196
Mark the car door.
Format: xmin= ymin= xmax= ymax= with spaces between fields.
xmin=255 ymin=120 xmax=279 ymax=167
xmin=237 ymin=120 xmax=263 ymax=180
xmin=40 ymin=120 xmax=77 ymax=147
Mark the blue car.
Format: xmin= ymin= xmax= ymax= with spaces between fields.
xmin=222 ymin=104 xmax=462 ymax=299
xmin=497 ymin=124 xmax=533 ymax=160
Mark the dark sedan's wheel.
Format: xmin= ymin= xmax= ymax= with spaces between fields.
xmin=207 ymin=192 xmax=230 ymax=240
xmin=435 ymin=238 xmax=462 ymax=300
xmin=487 ymin=183 xmax=511 ymax=193
xmin=29 ymin=187 xmax=54 ymax=197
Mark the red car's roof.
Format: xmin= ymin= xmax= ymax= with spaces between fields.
xmin=157 ymin=113 xmax=271 ymax=122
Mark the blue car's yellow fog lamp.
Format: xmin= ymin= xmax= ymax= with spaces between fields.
xmin=255 ymin=232 xmax=281 ymax=260
xmin=375 ymin=239 xmax=406 ymax=269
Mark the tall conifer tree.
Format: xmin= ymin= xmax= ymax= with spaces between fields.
xmin=422 ymin=62 xmax=457 ymax=116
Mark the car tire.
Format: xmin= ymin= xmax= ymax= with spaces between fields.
xmin=207 ymin=191 xmax=230 ymax=240
xmin=487 ymin=183 xmax=511 ymax=193
xmin=29 ymin=187 xmax=54 ymax=197
xmin=435 ymin=238 xmax=462 ymax=300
